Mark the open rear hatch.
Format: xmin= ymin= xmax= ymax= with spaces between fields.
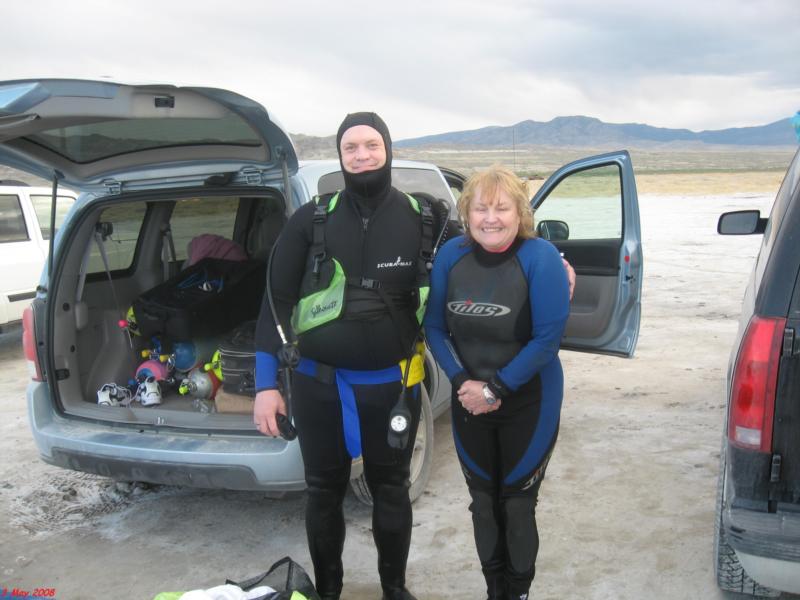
xmin=1 ymin=79 xmax=297 ymax=430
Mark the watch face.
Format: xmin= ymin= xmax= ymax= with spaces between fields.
xmin=390 ymin=415 xmax=409 ymax=432
xmin=482 ymin=385 xmax=496 ymax=404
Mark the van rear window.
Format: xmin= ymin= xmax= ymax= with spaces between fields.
xmin=26 ymin=115 xmax=262 ymax=164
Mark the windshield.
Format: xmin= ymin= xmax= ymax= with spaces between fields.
xmin=317 ymin=167 xmax=454 ymax=205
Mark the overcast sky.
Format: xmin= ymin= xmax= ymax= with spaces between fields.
xmin=3 ymin=0 xmax=798 ymax=139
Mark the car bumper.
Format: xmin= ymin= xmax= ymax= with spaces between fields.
xmin=26 ymin=381 xmax=308 ymax=492
xmin=725 ymin=505 xmax=800 ymax=593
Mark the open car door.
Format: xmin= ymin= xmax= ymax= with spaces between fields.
xmin=532 ymin=150 xmax=642 ymax=357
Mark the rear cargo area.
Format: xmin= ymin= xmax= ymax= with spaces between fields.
xmin=46 ymin=188 xmax=286 ymax=430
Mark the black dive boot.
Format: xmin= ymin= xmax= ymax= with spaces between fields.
xmin=371 ymin=475 xmax=417 ymax=600
xmin=381 ymin=587 xmax=418 ymax=600
xmin=485 ymin=574 xmax=507 ymax=600
xmin=305 ymin=470 xmax=349 ymax=600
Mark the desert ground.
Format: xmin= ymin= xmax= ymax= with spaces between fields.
xmin=0 ymin=155 xmax=796 ymax=599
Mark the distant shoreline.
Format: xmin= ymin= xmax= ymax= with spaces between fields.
xmin=2 ymin=154 xmax=788 ymax=198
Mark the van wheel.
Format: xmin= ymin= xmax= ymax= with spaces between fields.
xmin=350 ymin=385 xmax=434 ymax=506
xmin=714 ymin=444 xmax=780 ymax=597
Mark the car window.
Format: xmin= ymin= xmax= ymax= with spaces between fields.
xmin=752 ymin=150 xmax=800 ymax=287
xmin=30 ymin=194 xmax=75 ymax=240
xmin=0 ymin=194 xmax=30 ymax=243
xmin=168 ymin=196 xmax=239 ymax=261
xmin=26 ymin=115 xmax=262 ymax=163
xmin=317 ymin=167 xmax=454 ymax=205
xmin=87 ymin=203 xmax=147 ymax=273
xmin=762 ymin=150 xmax=800 ymax=252
xmin=533 ymin=164 xmax=622 ymax=240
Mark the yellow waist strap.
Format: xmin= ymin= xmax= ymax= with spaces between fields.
xmin=398 ymin=342 xmax=426 ymax=388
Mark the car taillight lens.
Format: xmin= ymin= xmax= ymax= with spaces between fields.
xmin=728 ymin=315 xmax=785 ymax=452
xmin=22 ymin=306 xmax=43 ymax=382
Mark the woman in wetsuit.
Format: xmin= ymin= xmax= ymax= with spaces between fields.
xmin=424 ymin=165 xmax=570 ymax=600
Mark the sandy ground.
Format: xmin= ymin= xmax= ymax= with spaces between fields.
xmin=0 ymin=191 xmax=788 ymax=599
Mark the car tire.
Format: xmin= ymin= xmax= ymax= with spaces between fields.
xmin=714 ymin=442 xmax=780 ymax=597
xmin=350 ymin=385 xmax=435 ymax=506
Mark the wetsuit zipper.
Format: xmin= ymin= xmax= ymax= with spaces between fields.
xmin=360 ymin=217 xmax=369 ymax=275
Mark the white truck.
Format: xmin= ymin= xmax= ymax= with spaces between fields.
xmin=0 ymin=183 xmax=74 ymax=331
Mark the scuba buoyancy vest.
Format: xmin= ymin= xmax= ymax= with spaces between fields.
xmin=291 ymin=190 xmax=435 ymax=338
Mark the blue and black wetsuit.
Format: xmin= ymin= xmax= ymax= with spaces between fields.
xmin=424 ymin=234 xmax=569 ymax=599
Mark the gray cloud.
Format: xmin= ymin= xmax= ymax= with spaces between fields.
xmin=1 ymin=0 xmax=797 ymax=138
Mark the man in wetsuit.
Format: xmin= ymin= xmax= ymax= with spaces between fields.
xmin=253 ymin=112 xmax=427 ymax=600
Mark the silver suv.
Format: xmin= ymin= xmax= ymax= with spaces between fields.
xmin=1 ymin=79 xmax=643 ymax=501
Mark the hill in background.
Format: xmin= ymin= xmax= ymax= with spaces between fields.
xmin=3 ymin=116 xmax=796 ymax=189
xmin=394 ymin=115 xmax=798 ymax=149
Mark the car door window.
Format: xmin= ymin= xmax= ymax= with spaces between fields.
xmin=87 ymin=203 xmax=147 ymax=273
xmin=0 ymin=194 xmax=29 ymax=243
xmin=533 ymin=165 xmax=622 ymax=240
xmin=168 ymin=196 xmax=239 ymax=261
xmin=531 ymin=152 xmax=641 ymax=357
xmin=30 ymin=194 xmax=75 ymax=240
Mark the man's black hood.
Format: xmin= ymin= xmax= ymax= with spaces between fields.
xmin=336 ymin=112 xmax=393 ymax=201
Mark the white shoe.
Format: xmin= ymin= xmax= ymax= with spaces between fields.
xmin=97 ymin=383 xmax=132 ymax=407
xmin=138 ymin=376 xmax=162 ymax=406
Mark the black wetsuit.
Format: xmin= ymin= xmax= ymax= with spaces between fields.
xmin=255 ymin=113 xmax=430 ymax=600
xmin=424 ymin=235 xmax=570 ymax=599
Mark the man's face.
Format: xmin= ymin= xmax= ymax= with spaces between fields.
xmin=339 ymin=125 xmax=387 ymax=174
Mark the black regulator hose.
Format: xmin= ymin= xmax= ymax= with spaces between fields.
xmin=387 ymin=197 xmax=453 ymax=450
xmin=266 ymin=238 xmax=298 ymax=441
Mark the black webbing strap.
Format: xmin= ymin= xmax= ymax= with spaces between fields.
xmin=418 ymin=198 xmax=435 ymax=283
xmin=310 ymin=192 xmax=336 ymax=282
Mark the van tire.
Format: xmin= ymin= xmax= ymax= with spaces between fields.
xmin=350 ymin=385 xmax=434 ymax=506
xmin=714 ymin=444 xmax=780 ymax=597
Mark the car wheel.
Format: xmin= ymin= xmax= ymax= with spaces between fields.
xmin=350 ymin=385 xmax=435 ymax=506
xmin=714 ymin=440 xmax=780 ymax=597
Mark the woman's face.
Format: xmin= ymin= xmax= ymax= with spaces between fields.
xmin=468 ymin=187 xmax=521 ymax=251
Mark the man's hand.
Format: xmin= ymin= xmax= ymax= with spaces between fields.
xmin=562 ymin=258 xmax=576 ymax=300
xmin=457 ymin=380 xmax=501 ymax=415
xmin=254 ymin=389 xmax=287 ymax=437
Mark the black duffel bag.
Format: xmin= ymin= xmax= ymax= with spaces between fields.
xmin=133 ymin=258 xmax=265 ymax=345
xmin=227 ymin=556 xmax=321 ymax=600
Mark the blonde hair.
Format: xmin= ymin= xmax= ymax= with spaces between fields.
xmin=457 ymin=165 xmax=535 ymax=242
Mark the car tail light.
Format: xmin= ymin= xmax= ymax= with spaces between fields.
xmin=22 ymin=306 xmax=43 ymax=382
xmin=728 ymin=315 xmax=785 ymax=452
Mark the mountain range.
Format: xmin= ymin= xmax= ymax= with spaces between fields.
xmin=392 ymin=115 xmax=797 ymax=148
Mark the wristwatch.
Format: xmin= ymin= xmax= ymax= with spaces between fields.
xmin=482 ymin=383 xmax=497 ymax=405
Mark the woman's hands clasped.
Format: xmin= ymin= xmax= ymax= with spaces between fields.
xmin=457 ymin=379 xmax=502 ymax=415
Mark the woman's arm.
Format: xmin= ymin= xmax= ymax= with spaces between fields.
xmin=423 ymin=238 xmax=470 ymax=389
xmin=493 ymin=240 xmax=571 ymax=393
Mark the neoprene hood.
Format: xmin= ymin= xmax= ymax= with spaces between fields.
xmin=336 ymin=112 xmax=393 ymax=200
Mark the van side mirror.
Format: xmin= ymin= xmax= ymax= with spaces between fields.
xmin=717 ymin=210 xmax=767 ymax=235
xmin=537 ymin=219 xmax=569 ymax=241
